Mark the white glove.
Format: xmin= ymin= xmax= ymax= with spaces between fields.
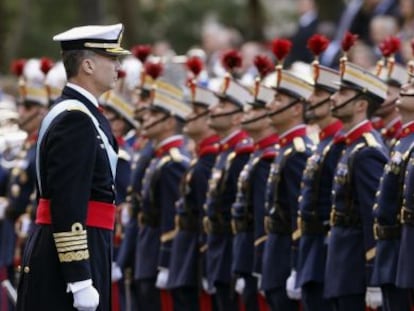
xmin=155 ymin=268 xmax=169 ymax=289
xmin=365 ymin=287 xmax=382 ymax=309
xmin=0 ymin=197 xmax=8 ymax=219
xmin=72 ymin=284 xmax=99 ymax=311
xmin=202 ymin=277 xmax=216 ymax=294
xmin=235 ymin=277 xmax=246 ymax=295
xmin=111 ymin=262 xmax=123 ymax=282
xmin=286 ymin=270 xmax=301 ymax=300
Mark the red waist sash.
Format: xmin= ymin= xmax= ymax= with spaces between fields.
xmin=36 ymin=198 xmax=116 ymax=230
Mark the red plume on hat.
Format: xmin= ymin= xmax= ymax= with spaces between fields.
xmin=221 ymin=49 xmax=242 ymax=93
xmin=10 ymin=58 xmax=27 ymax=97
xmin=378 ymin=36 xmax=401 ymax=76
xmin=10 ymin=59 xmax=26 ymax=77
xmin=40 ymin=57 xmax=54 ymax=75
xmin=253 ymin=54 xmax=274 ymax=97
xmin=270 ymin=38 xmax=292 ymax=88
xmin=144 ymin=60 xmax=163 ymax=101
xmin=340 ymin=31 xmax=358 ymax=77
xmin=186 ymin=56 xmax=204 ymax=102
xmin=307 ymin=34 xmax=330 ymax=82
xmin=131 ymin=44 xmax=152 ymax=63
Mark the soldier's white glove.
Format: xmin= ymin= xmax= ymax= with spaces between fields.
xmin=155 ymin=268 xmax=169 ymax=289
xmin=286 ymin=270 xmax=301 ymax=300
xmin=365 ymin=287 xmax=382 ymax=309
xmin=111 ymin=262 xmax=123 ymax=282
xmin=0 ymin=197 xmax=8 ymax=220
xmin=202 ymin=277 xmax=216 ymax=294
xmin=68 ymin=280 xmax=99 ymax=311
xmin=235 ymin=277 xmax=246 ymax=295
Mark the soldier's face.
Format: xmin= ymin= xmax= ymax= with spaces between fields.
xmin=17 ymin=102 xmax=45 ymax=133
xmin=208 ymin=99 xmax=241 ymax=132
xmin=266 ymin=92 xmax=294 ymax=126
xmin=104 ymin=109 xmax=129 ymax=138
xmin=184 ymin=105 xmax=210 ymax=138
xmin=374 ymin=85 xmax=399 ymax=118
xmin=397 ymin=82 xmax=414 ymax=111
xmin=241 ymin=106 xmax=271 ymax=133
xmin=306 ymin=88 xmax=332 ymax=124
xmin=141 ymin=109 xmax=170 ymax=139
xmin=330 ymin=87 xmax=357 ymax=121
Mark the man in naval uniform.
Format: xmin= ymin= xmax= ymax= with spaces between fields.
xmin=134 ymin=81 xmax=190 ymax=311
xmin=231 ymin=83 xmax=279 ymax=311
xmin=16 ymin=23 xmax=130 ymax=311
xmin=325 ymin=60 xmax=389 ymax=311
xmin=261 ymin=67 xmax=314 ymax=311
xmin=167 ymin=82 xmax=219 ymax=311
xmin=296 ymin=51 xmax=344 ymax=311
xmin=371 ymin=52 xmax=411 ymax=311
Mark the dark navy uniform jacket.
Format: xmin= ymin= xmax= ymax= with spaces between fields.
xmin=117 ymin=139 xmax=154 ymax=272
xmin=372 ymin=122 xmax=414 ymax=286
xmin=134 ymin=136 xmax=190 ymax=280
xmin=325 ymin=120 xmax=388 ymax=298
xmin=168 ymin=135 xmax=219 ymax=288
xmin=262 ymin=125 xmax=314 ymax=291
xmin=204 ymin=130 xmax=253 ymax=287
xmin=1 ymin=133 xmax=37 ymax=268
xmin=231 ymin=133 xmax=279 ymax=276
xmin=396 ymin=122 xmax=414 ymax=289
xmin=17 ymin=85 xmax=118 ymax=311
xmin=297 ymin=121 xmax=344 ymax=287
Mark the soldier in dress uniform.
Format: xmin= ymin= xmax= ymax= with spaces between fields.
xmin=0 ymin=58 xmax=49 ymax=310
xmin=261 ymin=39 xmax=314 ymax=311
xmin=371 ymin=36 xmax=403 ymax=147
xmin=371 ymin=38 xmax=411 ymax=311
xmin=296 ymin=34 xmax=344 ymax=311
xmin=134 ymin=80 xmax=190 ymax=311
xmin=16 ymin=23 xmax=130 ymax=311
xmin=395 ymin=62 xmax=414 ymax=301
xmin=203 ymin=50 xmax=254 ymax=311
xmin=231 ymin=70 xmax=279 ymax=311
xmin=167 ymin=62 xmax=220 ymax=310
xmin=324 ymin=48 xmax=389 ymax=311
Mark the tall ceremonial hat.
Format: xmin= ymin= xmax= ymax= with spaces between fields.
xmin=336 ymin=32 xmax=387 ymax=105
xmin=45 ymin=61 xmax=67 ymax=102
xmin=151 ymin=81 xmax=190 ymax=121
xmin=307 ymin=34 xmax=339 ymax=93
xmin=11 ymin=58 xmax=51 ymax=106
xmin=186 ymin=55 xmax=217 ymax=107
xmin=53 ymin=23 xmax=131 ymax=56
xmin=267 ymin=38 xmax=313 ymax=101
xmin=100 ymin=56 xmax=141 ymax=128
xmin=376 ymin=36 xmax=408 ymax=87
xmin=250 ymin=54 xmax=276 ymax=107
xmin=214 ymin=49 xmax=253 ymax=108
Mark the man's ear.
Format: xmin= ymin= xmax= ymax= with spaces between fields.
xmin=82 ymin=58 xmax=95 ymax=75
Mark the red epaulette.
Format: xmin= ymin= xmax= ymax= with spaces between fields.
xmin=261 ymin=150 xmax=277 ymax=160
xmin=235 ymin=139 xmax=254 ymax=155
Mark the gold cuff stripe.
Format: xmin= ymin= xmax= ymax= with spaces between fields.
xmin=366 ymin=247 xmax=376 ymax=261
xmin=54 ymin=234 xmax=87 ymax=243
xmin=55 ymin=240 xmax=87 ymax=248
xmin=292 ymin=229 xmax=301 ymax=241
xmin=58 ymin=250 xmax=90 ymax=262
xmin=56 ymin=245 xmax=88 ymax=253
xmin=254 ymin=235 xmax=268 ymax=246
xmin=53 ymin=223 xmax=86 ymax=238
xmin=160 ymin=229 xmax=177 ymax=243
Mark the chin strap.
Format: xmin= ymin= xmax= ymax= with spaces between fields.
xmin=185 ymin=110 xmax=210 ymax=123
xmin=209 ymin=108 xmax=243 ymax=119
xmin=241 ymin=112 xmax=269 ymax=125
xmin=330 ymin=93 xmax=362 ymax=112
xmin=143 ymin=114 xmax=170 ymax=131
xmin=267 ymin=99 xmax=301 ymax=117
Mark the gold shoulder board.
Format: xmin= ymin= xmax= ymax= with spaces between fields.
xmin=293 ymin=137 xmax=306 ymax=153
